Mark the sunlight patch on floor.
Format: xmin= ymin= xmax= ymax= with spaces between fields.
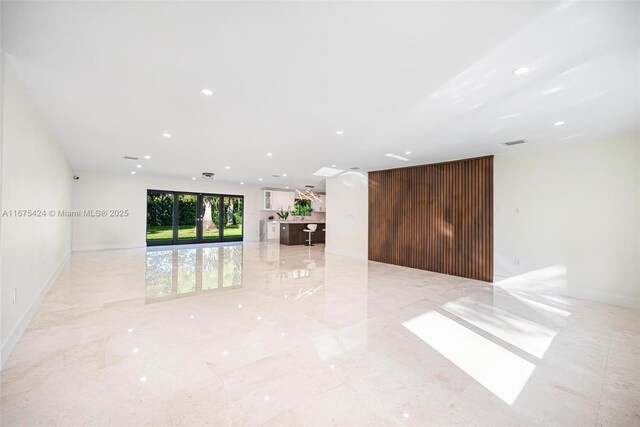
xmin=442 ymin=298 xmax=557 ymax=359
xmin=403 ymin=311 xmax=535 ymax=405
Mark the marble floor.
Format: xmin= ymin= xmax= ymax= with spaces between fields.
xmin=1 ymin=242 xmax=638 ymax=426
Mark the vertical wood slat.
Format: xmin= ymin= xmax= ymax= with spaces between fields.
xmin=368 ymin=156 xmax=493 ymax=282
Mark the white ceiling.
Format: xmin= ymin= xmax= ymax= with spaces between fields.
xmin=2 ymin=1 xmax=638 ymax=191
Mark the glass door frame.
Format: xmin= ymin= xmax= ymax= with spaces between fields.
xmin=146 ymin=189 xmax=244 ymax=246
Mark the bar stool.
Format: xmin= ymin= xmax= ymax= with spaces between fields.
xmin=304 ymin=224 xmax=318 ymax=246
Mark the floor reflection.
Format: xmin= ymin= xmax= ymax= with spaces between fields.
xmin=145 ymin=244 xmax=243 ymax=302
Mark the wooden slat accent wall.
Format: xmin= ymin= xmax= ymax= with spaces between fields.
xmin=368 ymin=156 xmax=493 ymax=282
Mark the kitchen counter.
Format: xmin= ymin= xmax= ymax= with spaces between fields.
xmin=278 ymin=220 xmax=326 ymax=224
xmin=279 ymin=222 xmax=325 ymax=245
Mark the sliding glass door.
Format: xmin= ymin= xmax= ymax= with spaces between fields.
xmin=177 ymin=193 xmax=198 ymax=243
xmin=201 ymin=195 xmax=221 ymax=242
xmin=146 ymin=190 xmax=243 ymax=246
xmin=222 ymin=196 xmax=243 ymax=241
xmin=146 ymin=191 xmax=175 ymax=244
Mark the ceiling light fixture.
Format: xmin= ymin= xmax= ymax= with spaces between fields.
xmin=259 ymin=178 xmax=263 ymax=181
xmin=385 ymin=153 xmax=409 ymax=161
xmin=554 ymin=121 xmax=565 ymax=126
xmin=336 ymin=130 xmax=344 ymax=135
xmin=143 ymin=155 xmax=151 ymax=159
xmin=313 ymin=167 xmax=344 ymax=177
xmin=282 ymin=173 xmax=287 ymax=177
xmin=136 ymin=164 xmax=142 ymax=168
xmin=162 ymin=133 xmax=171 ymax=138
xmin=225 ymin=166 xmax=230 ymax=170
xmin=240 ymin=182 xmax=244 ymax=185
xmin=201 ymin=88 xmax=213 ymax=96
xmin=543 ymin=86 xmax=563 ymax=95
xmin=192 ymin=177 xmax=196 ymax=180
xmin=296 ymin=189 xmax=322 ymax=202
xmin=405 ymin=151 xmax=411 ymax=155
xmin=266 ymin=152 xmax=273 ymax=157
xmin=131 ymin=171 xmax=136 ymax=175
xmin=512 ymin=66 xmax=531 ymax=76
xmin=331 ymin=164 xmax=337 ymax=167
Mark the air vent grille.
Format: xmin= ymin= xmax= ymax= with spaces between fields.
xmin=350 ymin=167 xmax=361 ymax=170
xmin=123 ymin=156 xmax=138 ymax=160
xmin=503 ymin=139 xmax=526 ymax=146
xmin=305 ymin=185 xmax=315 ymax=188
xmin=202 ymin=172 xmax=215 ymax=179
xmin=272 ymin=174 xmax=280 ymax=178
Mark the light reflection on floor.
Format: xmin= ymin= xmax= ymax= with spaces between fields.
xmin=1 ymin=243 xmax=638 ymax=426
xmin=145 ymin=245 xmax=243 ymax=302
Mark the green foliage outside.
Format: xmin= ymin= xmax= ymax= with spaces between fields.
xmin=292 ymin=199 xmax=313 ymax=216
xmin=146 ymin=194 xmax=174 ymax=226
xmin=147 ymin=194 xmax=243 ymax=241
xmin=146 ymin=224 xmax=242 ymax=240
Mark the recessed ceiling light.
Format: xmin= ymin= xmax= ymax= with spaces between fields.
xmin=201 ymin=88 xmax=213 ymax=96
xmin=136 ymin=164 xmax=142 ymax=168
xmin=131 ymin=171 xmax=136 ymax=175
xmin=225 ymin=166 xmax=230 ymax=170
xmin=313 ymin=167 xmax=344 ymax=177
xmin=192 ymin=177 xmax=196 ymax=180
xmin=259 ymin=178 xmax=263 ymax=181
xmin=266 ymin=152 xmax=273 ymax=156
xmin=385 ymin=153 xmax=410 ymax=161
xmin=240 ymin=182 xmax=244 ymax=185
xmin=282 ymin=173 xmax=287 ymax=177
xmin=405 ymin=151 xmax=411 ymax=155
xmin=512 ymin=66 xmax=531 ymax=76
xmin=162 ymin=133 xmax=171 ymax=138
xmin=331 ymin=164 xmax=337 ymax=167
xmin=554 ymin=121 xmax=565 ymax=126
xmin=285 ymin=186 xmax=289 ymax=189
xmin=336 ymin=130 xmax=344 ymax=135
xmin=143 ymin=155 xmax=151 ymax=160
xmin=543 ymin=86 xmax=563 ymax=95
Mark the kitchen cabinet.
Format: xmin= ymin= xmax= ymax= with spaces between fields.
xmin=263 ymin=190 xmax=295 ymax=211
xmin=263 ymin=190 xmax=274 ymax=210
xmin=311 ymin=197 xmax=325 ymax=213
xmin=266 ymin=220 xmax=280 ymax=240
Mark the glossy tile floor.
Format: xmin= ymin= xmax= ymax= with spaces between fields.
xmin=1 ymin=243 xmax=638 ymax=426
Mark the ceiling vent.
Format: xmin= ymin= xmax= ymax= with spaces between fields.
xmin=123 ymin=156 xmax=138 ymax=160
xmin=503 ymin=139 xmax=527 ymax=146
xmin=272 ymin=174 xmax=280 ymax=178
xmin=305 ymin=185 xmax=315 ymax=188
xmin=202 ymin=172 xmax=215 ymax=179
xmin=350 ymin=167 xmax=361 ymax=170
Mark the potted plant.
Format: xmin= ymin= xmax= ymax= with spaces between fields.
xmin=276 ymin=210 xmax=289 ymax=220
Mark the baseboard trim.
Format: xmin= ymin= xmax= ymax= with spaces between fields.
xmin=72 ymin=242 xmax=143 ymax=251
xmin=0 ymin=252 xmax=70 ymax=369
xmin=325 ymin=246 xmax=368 ymax=260
xmin=493 ymin=275 xmax=640 ymax=310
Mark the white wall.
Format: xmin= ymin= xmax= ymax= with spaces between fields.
xmin=1 ymin=59 xmax=72 ymax=366
xmin=494 ymin=136 xmax=640 ymax=308
xmin=325 ymin=171 xmax=368 ymax=259
xmin=71 ymin=171 xmax=262 ymax=251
